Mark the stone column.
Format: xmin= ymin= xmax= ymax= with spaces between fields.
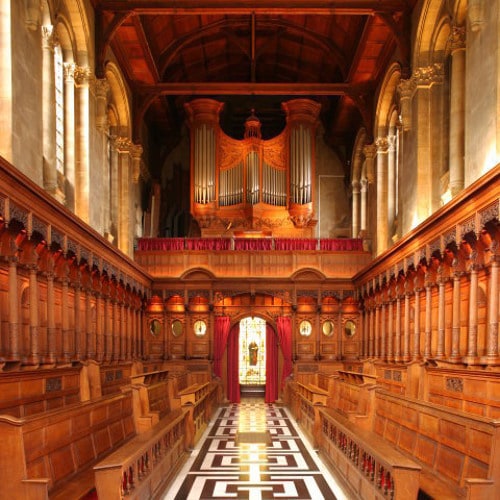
xmin=8 ymin=257 xmax=19 ymax=360
xmin=403 ymin=292 xmax=411 ymax=361
xmin=424 ymin=283 xmax=433 ymax=359
xmin=362 ymin=143 xmax=376 ymax=240
xmin=387 ymin=134 xmax=397 ymax=239
xmin=27 ymin=266 xmax=40 ymax=365
xmin=109 ymin=140 xmax=119 ymax=240
xmin=0 ymin=0 xmax=12 ymax=161
xmin=114 ymin=138 xmax=132 ymax=254
xmin=482 ymin=255 xmax=500 ymax=363
xmin=352 ymin=180 xmax=361 ymax=238
xmin=436 ymin=275 xmax=446 ymax=359
xmin=375 ymin=137 xmax=389 ymax=255
xmin=42 ymin=26 xmax=57 ymax=195
xmin=95 ymin=78 xmax=110 ymax=131
xmin=74 ymin=65 xmax=91 ymax=223
xmin=360 ymin=178 xmax=369 ymax=235
xmin=448 ymin=25 xmax=466 ymax=197
xmin=413 ymin=64 xmax=445 ymax=221
xmin=63 ymin=63 xmax=76 ymax=211
xmin=397 ymin=78 xmax=414 ymax=132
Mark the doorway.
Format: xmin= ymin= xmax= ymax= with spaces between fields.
xmin=239 ymin=316 xmax=266 ymax=397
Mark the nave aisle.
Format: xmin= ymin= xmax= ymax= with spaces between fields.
xmin=162 ymin=399 xmax=349 ymax=499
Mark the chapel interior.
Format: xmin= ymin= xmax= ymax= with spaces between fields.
xmin=0 ymin=0 xmax=499 ymax=499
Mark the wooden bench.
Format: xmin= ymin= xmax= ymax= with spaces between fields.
xmin=94 ymin=408 xmax=189 ymax=500
xmin=0 ymin=366 xmax=81 ymax=418
xmin=318 ymin=406 xmax=421 ymax=500
xmin=374 ymin=391 xmax=500 ymax=499
xmin=0 ymin=391 xmax=135 ymax=499
xmin=130 ymin=369 xmax=171 ymax=433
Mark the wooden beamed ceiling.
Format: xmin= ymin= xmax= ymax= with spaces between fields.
xmin=93 ymin=0 xmax=416 ymax=167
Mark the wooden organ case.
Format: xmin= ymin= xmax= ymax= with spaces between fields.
xmin=184 ymin=98 xmax=321 ymax=237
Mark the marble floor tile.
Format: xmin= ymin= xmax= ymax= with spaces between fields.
xmin=162 ymin=398 xmax=349 ymax=500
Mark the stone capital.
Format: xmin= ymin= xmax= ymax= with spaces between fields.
xmin=113 ymin=136 xmax=133 ymax=153
xmin=41 ymin=25 xmax=58 ymax=51
xmin=397 ymin=78 xmax=415 ymax=132
xmin=94 ymin=78 xmax=110 ymax=99
xmin=413 ymin=63 xmax=444 ymax=87
xmin=363 ymin=143 xmax=377 ymax=161
xmin=450 ymin=25 xmax=466 ymax=52
xmin=73 ymin=65 xmax=92 ymax=88
xmin=63 ymin=62 xmax=76 ymax=82
xmin=351 ymin=180 xmax=361 ymax=192
xmin=375 ymin=137 xmax=390 ymax=154
xmin=388 ymin=134 xmax=397 ymax=152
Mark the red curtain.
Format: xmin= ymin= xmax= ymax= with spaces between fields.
xmin=277 ymin=316 xmax=293 ymax=388
xmin=213 ymin=316 xmax=231 ymax=378
xmin=265 ymin=324 xmax=279 ymax=403
xmin=227 ymin=323 xmax=240 ymax=403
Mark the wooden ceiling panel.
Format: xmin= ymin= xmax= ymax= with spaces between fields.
xmin=95 ymin=0 xmax=417 ymax=150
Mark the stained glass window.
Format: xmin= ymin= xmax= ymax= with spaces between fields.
xmin=239 ymin=317 xmax=266 ymax=385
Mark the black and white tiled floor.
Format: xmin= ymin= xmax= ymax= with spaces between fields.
xmin=162 ymin=399 xmax=348 ymax=499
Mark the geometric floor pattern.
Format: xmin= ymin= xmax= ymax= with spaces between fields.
xmin=162 ymin=400 xmax=347 ymax=500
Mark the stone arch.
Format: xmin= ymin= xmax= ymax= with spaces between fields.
xmin=105 ymin=61 xmax=131 ymax=137
xmin=60 ymin=0 xmax=93 ymax=68
xmin=351 ymin=128 xmax=368 ymax=184
xmin=375 ymin=62 xmax=402 ymax=138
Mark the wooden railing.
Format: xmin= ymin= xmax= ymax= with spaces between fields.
xmin=94 ymin=408 xmax=188 ymax=500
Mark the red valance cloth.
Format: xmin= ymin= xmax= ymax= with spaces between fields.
xmin=137 ymin=237 xmax=364 ymax=252
xmin=273 ymin=238 xmax=318 ymax=250
xmin=136 ymin=237 xmax=185 ymax=251
xmin=185 ymin=238 xmax=231 ymax=250
xmin=233 ymin=238 xmax=273 ymax=251
xmin=213 ymin=316 xmax=231 ymax=378
xmin=320 ymin=238 xmax=363 ymax=251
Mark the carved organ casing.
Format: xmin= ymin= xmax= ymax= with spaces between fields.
xmin=184 ymin=98 xmax=321 ymax=237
